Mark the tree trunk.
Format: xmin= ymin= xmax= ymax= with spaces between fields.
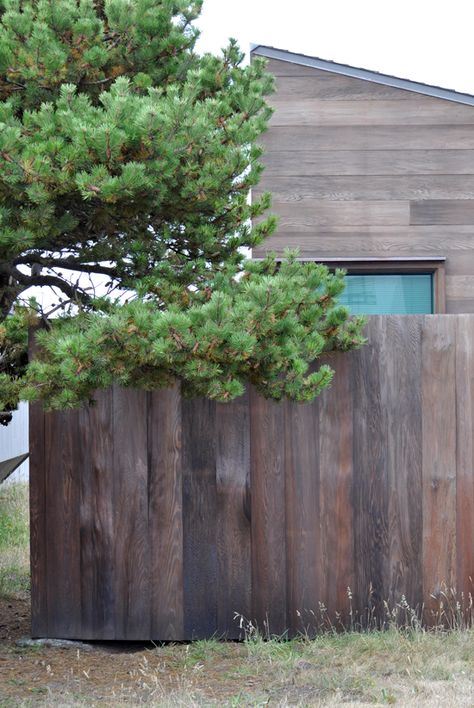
xmin=0 ymin=271 xmax=20 ymax=321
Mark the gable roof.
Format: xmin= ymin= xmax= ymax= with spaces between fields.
xmin=251 ymin=45 xmax=474 ymax=107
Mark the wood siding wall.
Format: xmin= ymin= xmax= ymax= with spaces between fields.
xmin=30 ymin=316 xmax=474 ymax=640
xmin=253 ymin=58 xmax=474 ymax=313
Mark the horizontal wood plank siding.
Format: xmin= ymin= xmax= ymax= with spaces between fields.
xmin=260 ymin=125 xmax=474 ymax=152
xmin=268 ymin=74 xmax=422 ymax=100
xmin=255 ymin=176 xmax=474 ymax=201
xmin=253 ymin=231 xmax=474 ymax=257
xmin=30 ymin=316 xmax=474 ymax=639
xmin=268 ymin=99 xmax=474 ymax=126
xmin=257 ymin=201 xmax=411 ymax=227
xmin=264 ymin=60 xmax=429 ymax=99
xmin=410 ymin=200 xmax=474 ymax=224
xmin=254 ymin=59 xmax=474 ymax=312
xmin=263 ymin=150 xmax=474 ymax=177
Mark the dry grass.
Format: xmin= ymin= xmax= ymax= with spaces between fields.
xmin=2 ymin=484 xmax=474 ymax=705
xmin=3 ymin=628 xmax=474 ymax=706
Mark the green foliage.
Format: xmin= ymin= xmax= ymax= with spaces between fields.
xmin=0 ymin=1 xmax=365 ymax=413
xmin=0 ymin=482 xmax=30 ymax=596
xmin=23 ymin=257 xmax=366 ymax=408
xmin=0 ymin=482 xmax=29 ymax=550
xmin=0 ymin=304 xmax=35 ymax=423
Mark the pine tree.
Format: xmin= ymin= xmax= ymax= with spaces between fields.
xmin=0 ymin=0 xmax=365 ymax=421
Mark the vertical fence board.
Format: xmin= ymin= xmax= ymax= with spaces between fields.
xmin=29 ymin=398 xmax=47 ymax=638
xmin=44 ymin=409 xmax=82 ymax=638
xmin=148 ymin=386 xmax=184 ymax=640
xmin=284 ymin=398 xmax=321 ymax=635
xmin=113 ymin=387 xmax=150 ymax=639
xmin=455 ymin=316 xmax=474 ymax=605
xmin=250 ymin=389 xmax=287 ymax=636
xmin=182 ymin=398 xmax=217 ymax=639
xmin=216 ymin=391 xmax=251 ymax=638
xmin=383 ymin=317 xmax=423 ymax=612
xmin=422 ymin=317 xmax=457 ymax=619
xmin=79 ymin=390 xmax=115 ymax=639
xmin=352 ymin=317 xmax=389 ymax=624
xmin=29 ymin=315 xmax=474 ymax=639
xmin=319 ymin=354 xmax=354 ymax=625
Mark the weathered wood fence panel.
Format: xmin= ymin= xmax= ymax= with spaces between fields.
xmin=30 ymin=315 xmax=474 ymax=639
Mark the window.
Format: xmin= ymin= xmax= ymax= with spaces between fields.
xmin=319 ymin=258 xmax=446 ymax=315
xmin=338 ymin=273 xmax=433 ymax=314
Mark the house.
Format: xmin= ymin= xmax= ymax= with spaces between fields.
xmin=28 ymin=50 xmax=474 ymax=641
xmin=251 ymin=45 xmax=474 ymax=315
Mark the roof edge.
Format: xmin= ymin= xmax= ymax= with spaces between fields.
xmin=251 ymin=45 xmax=474 ymax=107
xmin=0 ymin=453 xmax=29 ymax=485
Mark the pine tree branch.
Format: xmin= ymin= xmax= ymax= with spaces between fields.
xmin=82 ymin=76 xmax=116 ymax=86
xmin=12 ymin=255 xmax=118 ymax=277
xmin=11 ymin=268 xmax=93 ymax=307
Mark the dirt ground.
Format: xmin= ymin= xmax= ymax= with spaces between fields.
xmin=0 ymin=596 xmax=254 ymax=706
xmin=4 ymin=595 xmax=474 ymax=706
xmin=5 ymin=481 xmax=474 ymax=706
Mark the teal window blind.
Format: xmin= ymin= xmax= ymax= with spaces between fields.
xmin=338 ymin=273 xmax=433 ymax=315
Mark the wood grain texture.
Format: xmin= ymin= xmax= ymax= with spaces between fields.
xmin=284 ymin=398 xmax=321 ymax=636
xmin=352 ymin=317 xmax=389 ymax=624
xmin=255 ymin=176 xmax=474 ymax=201
xmin=422 ymin=317 xmax=457 ymax=618
xmin=381 ymin=317 xmax=423 ymax=611
xmin=253 ymin=228 xmax=474 ymax=257
xmin=448 ymin=299 xmax=474 ymax=314
xmin=446 ymin=276 xmax=474 ymax=299
xmin=444 ymin=253 xmax=474 ymax=276
xmin=79 ymin=390 xmax=115 ymax=640
xmin=148 ymin=386 xmax=184 ymax=640
xmin=455 ymin=317 xmax=474 ymax=604
xmin=270 ymin=72 xmax=421 ymax=100
xmin=44 ymin=408 xmax=82 ymax=638
xmin=250 ymin=389 xmax=287 ymax=636
xmin=216 ymin=391 xmax=251 ymax=638
xmin=112 ymin=386 xmax=150 ymax=639
xmin=259 ymin=125 xmax=474 ymax=152
xmin=29 ymin=316 xmax=474 ymax=638
xmin=411 ymin=200 xmax=474 ymax=225
xmin=254 ymin=222 xmax=474 ymax=312
xmin=253 ymin=223 xmax=474 ymax=240
xmin=182 ymin=397 xmax=218 ymax=639
xmin=318 ymin=354 xmax=354 ymax=624
xmin=255 ymin=54 xmax=474 ymax=315
xmin=263 ymin=150 xmax=474 ymax=177
xmin=264 ymin=58 xmax=329 ymax=78
xmin=266 ymin=61 xmax=429 ymax=101
xmin=257 ymin=200 xmax=410 ymax=227
xmin=267 ymin=98 xmax=474 ymax=126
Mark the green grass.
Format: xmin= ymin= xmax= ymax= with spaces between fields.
xmin=0 ymin=482 xmax=30 ymax=597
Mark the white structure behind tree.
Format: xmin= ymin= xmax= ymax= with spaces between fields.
xmin=0 ymin=403 xmax=29 ymax=485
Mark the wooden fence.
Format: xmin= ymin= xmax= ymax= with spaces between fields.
xmin=30 ymin=315 xmax=474 ymax=640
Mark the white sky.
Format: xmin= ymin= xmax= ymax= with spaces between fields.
xmin=196 ymin=0 xmax=474 ymax=95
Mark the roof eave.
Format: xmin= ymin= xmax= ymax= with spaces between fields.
xmin=251 ymin=45 xmax=474 ymax=107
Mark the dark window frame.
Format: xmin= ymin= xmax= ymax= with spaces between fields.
xmin=254 ymin=256 xmax=447 ymax=313
xmin=304 ymin=258 xmax=446 ymax=314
